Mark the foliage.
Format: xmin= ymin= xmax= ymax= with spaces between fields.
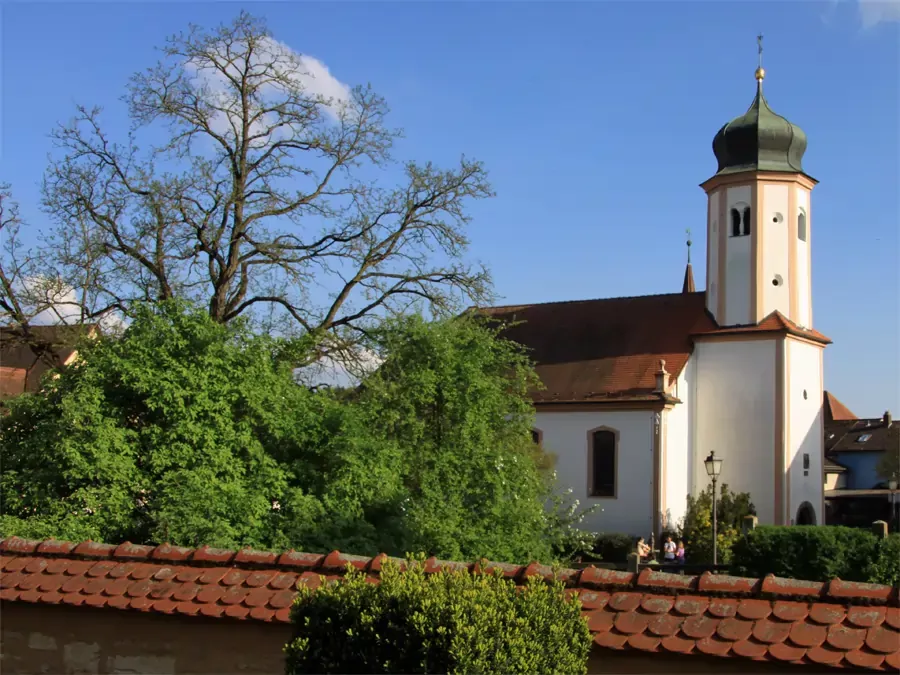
xmin=284 ymin=556 xmax=592 ymax=675
xmin=731 ymin=526 xmax=899 ymax=584
xmin=866 ymin=534 xmax=900 ymax=586
xmin=875 ymin=442 xmax=900 ymax=483
xmin=3 ymin=12 xmax=494 ymax=364
xmin=591 ymin=533 xmax=635 ymax=563
xmin=354 ymin=314 xmax=591 ymax=563
xmin=679 ymin=485 xmax=755 ymax=564
xmin=1 ymin=302 xmax=587 ymax=564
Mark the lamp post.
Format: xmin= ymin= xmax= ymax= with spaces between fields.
xmin=704 ymin=451 xmax=723 ymax=565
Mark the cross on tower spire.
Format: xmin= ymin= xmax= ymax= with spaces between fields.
xmin=755 ymin=34 xmax=765 ymax=82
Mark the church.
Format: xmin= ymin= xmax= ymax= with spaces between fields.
xmin=480 ymin=61 xmax=830 ymax=538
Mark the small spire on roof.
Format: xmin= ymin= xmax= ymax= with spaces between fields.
xmin=682 ymin=229 xmax=696 ymax=294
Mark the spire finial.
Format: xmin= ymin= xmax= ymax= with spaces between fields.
xmin=755 ymin=34 xmax=765 ymax=82
xmin=686 ymin=228 xmax=692 ymax=264
xmin=682 ymin=228 xmax=696 ymax=294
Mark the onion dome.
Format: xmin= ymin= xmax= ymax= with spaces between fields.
xmin=712 ymin=67 xmax=808 ymax=176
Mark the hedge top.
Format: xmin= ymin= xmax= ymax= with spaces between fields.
xmin=1 ymin=537 xmax=899 ymax=671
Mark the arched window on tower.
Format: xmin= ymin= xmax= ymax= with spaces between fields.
xmin=798 ymin=210 xmax=808 ymax=242
xmin=742 ymin=206 xmax=752 ymax=236
xmin=730 ymin=208 xmax=741 ymax=237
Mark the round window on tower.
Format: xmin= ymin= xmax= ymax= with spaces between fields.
xmin=772 ymin=274 xmax=784 ymax=287
xmin=772 ymin=212 xmax=784 ymax=224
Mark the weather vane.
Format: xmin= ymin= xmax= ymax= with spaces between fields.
xmin=755 ymin=34 xmax=765 ymax=81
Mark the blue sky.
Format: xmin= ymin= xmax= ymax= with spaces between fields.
xmin=1 ymin=1 xmax=898 ymax=416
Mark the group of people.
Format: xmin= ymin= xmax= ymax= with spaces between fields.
xmin=636 ymin=536 xmax=685 ymax=564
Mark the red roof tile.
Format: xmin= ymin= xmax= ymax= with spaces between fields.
xmin=1 ymin=537 xmax=898 ymax=672
xmin=475 ymin=294 xmax=830 ymax=404
xmin=476 ymin=292 xmax=713 ymax=403
xmin=825 ymin=391 xmax=859 ymax=422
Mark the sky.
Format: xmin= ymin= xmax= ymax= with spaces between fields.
xmin=0 ymin=0 xmax=898 ymax=416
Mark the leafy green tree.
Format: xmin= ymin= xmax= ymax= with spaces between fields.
xmin=679 ymin=485 xmax=755 ymax=564
xmin=1 ymin=303 xmax=585 ymax=564
xmin=354 ymin=314 xmax=590 ymax=563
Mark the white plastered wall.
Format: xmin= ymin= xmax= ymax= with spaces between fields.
xmin=724 ymin=186 xmax=752 ymax=326
xmin=663 ymin=363 xmax=692 ymax=530
xmin=707 ymin=190 xmax=720 ymax=317
xmin=693 ymin=339 xmax=777 ymax=523
xmin=535 ymin=409 xmax=654 ymax=537
xmin=796 ymin=187 xmax=812 ymax=328
xmin=785 ymin=339 xmax=824 ymax=524
xmin=762 ymin=183 xmax=790 ymax=318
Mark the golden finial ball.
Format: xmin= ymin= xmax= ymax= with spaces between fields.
xmin=755 ymin=67 xmax=766 ymax=81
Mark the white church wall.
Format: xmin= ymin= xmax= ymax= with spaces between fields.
xmin=724 ymin=186 xmax=752 ymax=326
xmin=762 ymin=183 xmax=791 ymax=318
xmin=796 ymin=187 xmax=812 ymax=328
xmin=693 ymin=339 xmax=777 ymax=524
xmin=663 ymin=364 xmax=691 ymax=530
xmin=707 ymin=190 xmax=720 ymax=317
xmin=785 ymin=338 xmax=824 ymax=524
xmin=536 ymin=409 xmax=654 ymax=537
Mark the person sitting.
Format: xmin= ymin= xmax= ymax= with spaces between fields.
xmin=636 ymin=537 xmax=651 ymax=560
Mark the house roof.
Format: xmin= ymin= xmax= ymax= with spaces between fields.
xmin=823 ymin=457 xmax=848 ymax=474
xmin=476 ymin=292 xmax=713 ymax=403
xmin=475 ymin=293 xmax=830 ymax=404
xmin=2 ymin=537 xmax=898 ymax=672
xmin=0 ymin=324 xmax=95 ymax=370
xmin=825 ymin=392 xmax=859 ymax=422
xmin=825 ymin=418 xmax=898 ymax=454
xmin=0 ymin=324 xmax=98 ymax=399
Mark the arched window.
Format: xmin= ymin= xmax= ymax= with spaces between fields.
xmin=798 ymin=210 xmax=807 ymax=242
xmin=742 ymin=206 xmax=752 ymax=236
xmin=588 ymin=428 xmax=618 ymax=497
xmin=531 ymin=429 xmax=543 ymax=445
xmin=730 ymin=208 xmax=741 ymax=237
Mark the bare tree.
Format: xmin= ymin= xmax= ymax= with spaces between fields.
xmin=39 ymin=11 xmax=494 ymax=362
xmin=0 ymin=184 xmax=117 ymax=365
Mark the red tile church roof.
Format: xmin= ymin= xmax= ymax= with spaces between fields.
xmin=475 ymin=293 xmax=830 ymax=404
xmin=2 ymin=537 xmax=898 ymax=671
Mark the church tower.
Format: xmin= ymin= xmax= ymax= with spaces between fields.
xmin=691 ymin=42 xmax=828 ymax=528
xmin=700 ymin=56 xmax=815 ymax=329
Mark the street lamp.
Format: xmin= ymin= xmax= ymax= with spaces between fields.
xmin=704 ymin=451 xmax=723 ymax=565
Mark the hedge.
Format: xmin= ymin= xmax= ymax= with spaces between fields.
xmin=591 ymin=533 xmax=634 ymax=563
xmin=284 ymin=557 xmax=593 ymax=675
xmin=730 ymin=526 xmax=900 ymax=584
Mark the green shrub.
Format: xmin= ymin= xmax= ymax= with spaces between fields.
xmin=730 ymin=526 xmax=889 ymax=583
xmin=679 ymin=484 xmax=755 ymax=564
xmin=866 ymin=534 xmax=900 ymax=586
xmin=284 ymin=557 xmax=592 ymax=675
xmin=591 ymin=533 xmax=634 ymax=563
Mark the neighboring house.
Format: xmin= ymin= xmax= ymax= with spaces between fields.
xmin=2 ymin=537 xmax=898 ymax=674
xmin=478 ymin=65 xmax=830 ymax=536
xmin=0 ymin=324 xmax=98 ymax=403
xmin=820 ymin=394 xmax=900 ymax=528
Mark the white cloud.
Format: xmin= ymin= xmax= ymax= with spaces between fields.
xmin=25 ymin=281 xmax=126 ymax=333
xmin=184 ymin=36 xmax=352 ymax=147
xmin=858 ymin=0 xmax=900 ymax=26
xmin=294 ymin=346 xmax=382 ymax=390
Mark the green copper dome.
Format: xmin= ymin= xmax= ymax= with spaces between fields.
xmin=712 ymin=77 xmax=807 ymax=176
